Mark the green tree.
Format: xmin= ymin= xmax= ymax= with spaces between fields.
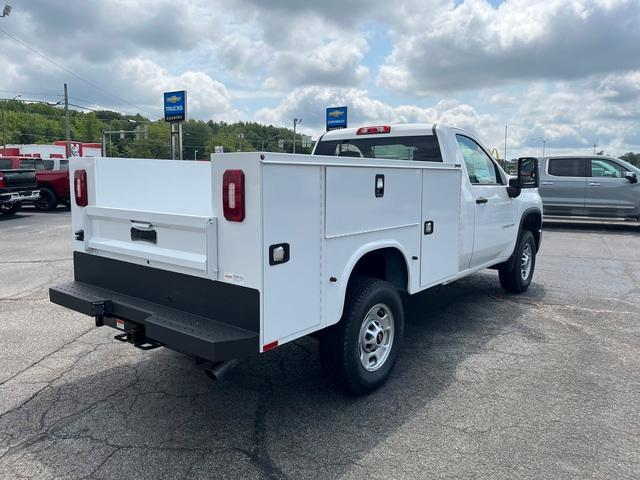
xmin=620 ymin=152 xmax=640 ymax=167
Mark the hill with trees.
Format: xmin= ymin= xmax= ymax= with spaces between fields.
xmin=0 ymin=99 xmax=312 ymax=159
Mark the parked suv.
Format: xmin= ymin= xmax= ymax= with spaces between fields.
xmin=538 ymin=155 xmax=640 ymax=220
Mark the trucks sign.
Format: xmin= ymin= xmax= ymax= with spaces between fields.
xmin=164 ymin=91 xmax=187 ymax=122
xmin=326 ymin=106 xmax=347 ymax=131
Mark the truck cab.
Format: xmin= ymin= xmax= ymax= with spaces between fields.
xmin=16 ymin=157 xmax=70 ymax=210
xmin=0 ymin=157 xmax=40 ymax=216
xmin=314 ymin=124 xmax=542 ymax=271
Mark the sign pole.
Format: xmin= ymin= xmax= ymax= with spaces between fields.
xmin=178 ymin=122 xmax=183 ymax=160
xmin=170 ymin=123 xmax=177 ymax=160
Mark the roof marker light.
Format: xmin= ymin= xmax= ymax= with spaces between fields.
xmin=356 ymin=126 xmax=391 ymax=135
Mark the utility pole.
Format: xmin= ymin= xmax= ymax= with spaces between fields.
xmin=64 ymin=83 xmax=71 ymax=159
xmin=293 ymin=118 xmax=301 ymax=154
xmin=593 ymin=144 xmax=596 ymax=155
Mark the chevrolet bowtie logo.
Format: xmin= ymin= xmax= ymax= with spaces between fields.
xmin=166 ymin=95 xmax=181 ymax=104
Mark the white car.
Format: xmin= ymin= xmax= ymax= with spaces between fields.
xmin=50 ymin=123 xmax=542 ymax=394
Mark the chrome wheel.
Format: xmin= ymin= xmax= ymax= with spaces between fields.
xmin=359 ymin=303 xmax=394 ymax=372
xmin=520 ymin=243 xmax=532 ymax=280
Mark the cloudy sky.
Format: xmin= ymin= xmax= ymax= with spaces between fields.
xmin=1 ymin=0 xmax=639 ymax=158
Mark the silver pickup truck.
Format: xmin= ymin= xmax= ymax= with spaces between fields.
xmin=537 ymin=155 xmax=640 ymax=220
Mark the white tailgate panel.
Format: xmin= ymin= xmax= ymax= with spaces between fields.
xmin=262 ymin=164 xmax=322 ymax=344
xmin=94 ymin=158 xmax=212 ymax=215
xmin=325 ymin=167 xmax=421 ymax=237
xmin=80 ymin=158 xmax=216 ymax=278
xmin=420 ymin=169 xmax=461 ymax=287
xmin=84 ymin=207 xmax=215 ymax=277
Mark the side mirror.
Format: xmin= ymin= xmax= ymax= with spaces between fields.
xmin=508 ymin=157 xmax=539 ymax=198
xmin=517 ymin=157 xmax=539 ymax=188
xmin=624 ymin=171 xmax=638 ymax=184
xmin=507 ymin=177 xmax=521 ymax=198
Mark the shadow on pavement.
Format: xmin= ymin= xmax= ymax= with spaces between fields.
xmin=0 ymin=272 xmax=547 ymax=479
xmin=0 ymin=205 xmax=70 ymax=222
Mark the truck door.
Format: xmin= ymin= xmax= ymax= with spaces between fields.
xmin=540 ymin=158 xmax=587 ymax=216
xmin=455 ymin=135 xmax=514 ymax=267
xmin=585 ymin=158 xmax=639 ymax=217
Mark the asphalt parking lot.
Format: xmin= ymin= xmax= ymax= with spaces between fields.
xmin=1 ymin=209 xmax=639 ymax=480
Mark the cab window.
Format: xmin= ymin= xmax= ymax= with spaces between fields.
xmin=455 ymin=135 xmax=501 ymax=185
xmin=19 ymin=159 xmax=35 ymax=170
xmin=548 ymin=158 xmax=586 ymax=177
xmin=590 ymin=159 xmax=626 ymax=178
xmin=314 ymin=135 xmax=443 ymax=162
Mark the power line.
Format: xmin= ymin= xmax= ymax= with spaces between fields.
xmin=0 ymin=89 xmax=63 ymax=97
xmin=69 ymin=96 xmax=140 ymax=117
xmin=0 ymin=25 xmax=161 ymax=119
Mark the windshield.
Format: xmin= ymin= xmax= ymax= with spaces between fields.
xmin=314 ymin=135 xmax=442 ymax=162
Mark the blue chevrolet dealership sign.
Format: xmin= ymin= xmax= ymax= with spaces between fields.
xmin=164 ymin=90 xmax=187 ymax=122
xmin=326 ymin=106 xmax=347 ymax=131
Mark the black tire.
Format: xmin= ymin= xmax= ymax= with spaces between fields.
xmin=0 ymin=202 xmax=21 ymax=216
xmin=34 ymin=187 xmax=58 ymax=211
xmin=499 ymin=230 xmax=536 ymax=293
xmin=319 ymin=277 xmax=404 ymax=395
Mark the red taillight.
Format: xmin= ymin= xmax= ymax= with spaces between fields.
xmin=222 ymin=169 xmax=245 ymax=222
xmin=74 ymin=169 xmax=88 ymax=207
xmin=0 ymin=172 xmax=4 ymax=189
xmin=356 ymin=125 xmax=391 ymax=135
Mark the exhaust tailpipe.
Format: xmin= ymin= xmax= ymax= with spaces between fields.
xmin=204 ymin=359 xmax=239 ymax=381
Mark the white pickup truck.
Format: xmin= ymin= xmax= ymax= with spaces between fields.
xmin=50 ymin=123 xmax=542 ymax=394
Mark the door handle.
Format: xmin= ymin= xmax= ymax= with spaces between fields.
xmin=476 ymin=197 xmax=488 ymax=204
xmin=589 ymin=182 xmax=600 ymax=186
xmin=542 ymin=181 xmax=554 ymax=185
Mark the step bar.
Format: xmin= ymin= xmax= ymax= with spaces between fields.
xmin=49 ymin=252 xmax=260 ymax=363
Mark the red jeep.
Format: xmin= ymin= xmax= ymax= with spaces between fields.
xmin=2 ymin=157 xmax=70 ymax=210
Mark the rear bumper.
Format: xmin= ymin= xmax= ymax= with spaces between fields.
xmin=49 ymin=252 xmax=260 ymax=362
xmin=0 ymin=190 xmax=40 ymax=203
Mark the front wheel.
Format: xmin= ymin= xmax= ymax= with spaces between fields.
xmin=34 ymin=187 xmax=58 ymax=211
xmin=319 ymin=277 xmax=404 ymax=395
xmin=499 ymin=230 xmax=536 ymax=293
xmin=0 ymin=202 xmax=21 ymax=216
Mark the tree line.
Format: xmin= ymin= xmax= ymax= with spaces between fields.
xmin=0 ymin=100 xmax=312 ymax=159
xmin=3 ymin=100 xmax=640 ymax=166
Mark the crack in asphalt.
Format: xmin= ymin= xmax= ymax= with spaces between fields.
xmin=0 ymin=328 xmax=94 ymax=388
xmin=235 ymin=387 xmax=289 ymax=480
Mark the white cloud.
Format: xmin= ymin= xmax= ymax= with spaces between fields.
xmin=378 ymin=0 xmax=640 ymax=94
xmin=119 ymin=58 xmax=240 ymax=121
xmin=255 ymin=86 xmax=498 ymax=140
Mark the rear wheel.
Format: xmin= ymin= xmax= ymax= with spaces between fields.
xmin=319 ymin=277 xmax=404 ymax=395
xmin=499 ymin=230 xmax=536 ymax=293
xmin=0 ymin=202 xmax=21 ymax=216
xmin=34 ymin=187 xmax=58 ymax=211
